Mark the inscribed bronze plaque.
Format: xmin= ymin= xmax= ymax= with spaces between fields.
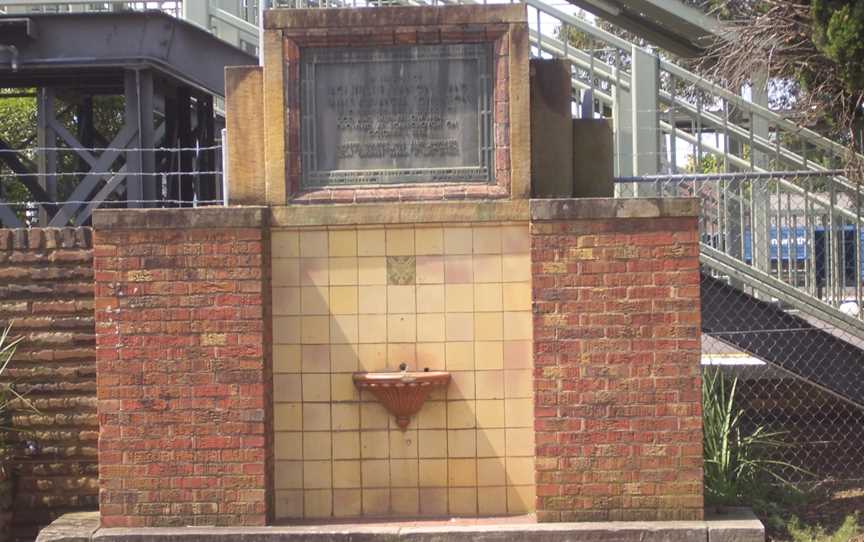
xmin=299 ymin=44 xmax=494 ymax=188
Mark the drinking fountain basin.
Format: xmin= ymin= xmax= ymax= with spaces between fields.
xmin=353 ymin=371 xmax=451 ymax=430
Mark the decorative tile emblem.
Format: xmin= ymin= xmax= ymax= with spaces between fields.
xmin=387 ymin=256 xmax=416 ymax=285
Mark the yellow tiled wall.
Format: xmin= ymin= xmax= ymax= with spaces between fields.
xmin=271 ymin=223 xmax=535 ymax=519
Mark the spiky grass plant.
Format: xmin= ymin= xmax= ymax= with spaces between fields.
xmin=702 ymin=367 xmax=809 ymax=507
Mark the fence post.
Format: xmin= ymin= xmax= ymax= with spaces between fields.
xmin=221 ymin=128 xmax=229 ymax=206
xmin=630 ymin=45 xmax=660 ymax=196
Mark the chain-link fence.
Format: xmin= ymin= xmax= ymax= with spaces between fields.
xmin=620 ymin=170 xmax=864 ymax=486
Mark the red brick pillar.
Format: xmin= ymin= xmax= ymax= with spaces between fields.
xmin=531 ymin=198 xmax=704 ymax=522
xmin=93 ymin=207 xmax=272 ymax=527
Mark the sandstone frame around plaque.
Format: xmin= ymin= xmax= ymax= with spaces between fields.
xmin=261 ymin=5 xmax=530 ymax=205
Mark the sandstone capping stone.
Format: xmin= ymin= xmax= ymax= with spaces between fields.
xmin=35 ymin=512 xmax=100 ymax=542
xmin=225 ymin=66 xmax=265 ymax=205
xmin=93 ymin=207 xmax=268 ymax=230
xmin=270 ymin=200 xmax=529 ymax=227
xmin=530 ymin=197 xmax=700 ymax=221
xmin=706 ymin=508 xmax=766 ymax=542
xmin=264 ymin=4 xmax=526 ymax=29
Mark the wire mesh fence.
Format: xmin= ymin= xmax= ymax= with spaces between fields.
xmin=620 ymin=170 xmax=864 ymax=486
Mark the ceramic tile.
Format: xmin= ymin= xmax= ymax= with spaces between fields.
xmin=476 ymin=429 xmax=505 ymax=457
xmin=272 ymin=258 xmax=300 ymax=287
xmin=505 ymin=456 xmax=534 ymax=486
xmin=274 ymin=431 xmax=302 ymax=460
xmin=475 ymin=400 xmax=505 ymax=429
xmin=473 ymin=284 xmax=503 ymax=313
xmin=299 ymin=286 xmax=328 ymax=315
xmin=503 ymin=340 xmax=532 ymax=369
xmin=472 ymin=254 xmax=502 ymax=283
xmin=447 ymin=429 xmax=477 ymax=458
xmin=302 ymin=403 xmax=330 ymax=431
xmin=275 ymin=489 xmax=303 ymax=518
xmin=304 ymin=489 xmax=332 ymax=518
xmin=472 ymin=227 xmax=502 ymax=254
xmin=303 ymin=431 xmax=332 ymax=460
xmin=504 ymin=398 xmax=534 ymax=428
xmin=362 ymin=488 xmax=390 ymax=515
xmin=387 ymin=314 xmax=416 ymax=343
xmin=444 ymin=284 xmax=473 ymax=312
xmin=333 ymin=460 xmax=361 ymax=488
xmin=390 ymin=430 xmax=419 ymax=459
xmin=419 ymin=488 xmax=448 ymax=516
xmin=477 ymin=457 xmax=506 ymax=487
xmin=503 ymin=311 xmax=532 ymax=341
xmin=386 ymin=256 xmax=416 ymax=285
xmin=390 ymin=459 xmax=419 ymax=487
xmin=390 ymin=488 xmax=419 ymax=515
xmin=443 ymin=227 xmax=472 ymax=255
xmin=274 ymin=374 xmax=301 ymax=403
xmin=358 ymin=285 xmax=387 ymax=314
xmin=330 ymin=315 xmax=358 ymax=344
xmin=331 ymin=373 xmax=359 ymax=402
xmin=273 ymin=316 xmax=300 ymax=345
xmin=360 ymin=402 xmax=390 ymax=430
xmin=300 ymin=316 xmax=330 ymax=344
xmin=300 ymin=345 xmax=329 ymax=374
xmin=272 ymin=231 xmax=300 ymax=258
xmin=418 ymin=429 xmax=447 ymax=458
xmin=299 ymin=258 xmax=329 ymax=286
xmin=502 ymin=253 xmax=530 ymax=282
xmin=474 ymin=312 xmax=503 ymax=341
xmin=330 ymin=257 xmax=358 ymax=286
xmin=386 ymin=343 xmax=417 ymax=370
xmin=478 ymin=487 xmax=508 ymax=515
xmin=475 ymin=370 xmax=505 ymax=400
xmin=333 ymin=489 xmax=362 ymax=517
xmin=329 ymin=286 xmax=358 ymax=315
xmin=358 ymin=343 xmax=387 ymax=371
xmin=415 ymin=255 xmax=444 ymax=284
xmin=361 ymin=430 xmax=390 ymax=459
xmin=386 ymin=228 xmax=415 ymax=256
xmin=273 ymin=287 xmax=301 ymax=315
xmin=506 ymin=427 xmax=535 ymax=457
xmin=332 ymin=403 xmax=360 ymax=430
xmin=501 ymin=225 xmax=530 ymax=254
xmin=446 ymin=400 xmax=476 ymax=429
xmin=447 ymin=460 xmax=477 ymax=488
xmin=330 ymin=344 xmax=359 ymax=373
xmin=416 ymin=313 xmax=445 ymax=343
xmin=274 ymin=403 xmax=302 ymax=431
xmin=303 ymin=461 xmax=331 ymax=489
xmin=358 ymin=315 xmax=388 ymax=344
xmin=415 ymin=228 xmax=444 ymax=255
xmin=358 ymin=256 xmax=387 ymax=285
xmin=502 ymin=282 xmax=531 ymax=312
xmin=302 ymin=373 xmax=330 ymax=402
xmin=504 ymin=369 xmax=533 ymax=399
xmin=361 ymin=459 xmax=390 ymax=487
xmin=416 ymin=460 xmax=446 ymax=491
xmin=300 ymin=231 xmax=328 ymax=258
xmin=444 ymin=255 xmax=473 ymax=284
xmin=387 ymin=285 xmax=416 ymax=313
xmin=329 ymin=230 xmax=357 ymax=257
xmin=445 ymin=342 xmax=474 ymax=371
xmin=474 ymin=341 xmax=504 ymax=370
xmin=416 ymin=342 xmax=445 ymax=371
xmin=332 ymin=431 xmax=360 ymax=460
xmin=417 ymin=401 xmax=446 ymax=430
xmin=448 ymin=371 xmax=475 ymax=399
xmin=274 ymin=344 xmax=301 ymax=374
xmin=507 ymin=485 xmax=535 ymax=515
xmin=357 ymin=229 xmax=386 ymax=257
xmin=416 ymin=284 xmax=445 ymax=313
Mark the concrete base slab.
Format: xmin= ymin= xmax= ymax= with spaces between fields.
xmin=38 ymin=511 xmax=764 ymax=542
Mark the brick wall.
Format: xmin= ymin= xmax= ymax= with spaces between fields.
xmin=93 ymin=207 xmax=273 ymax=527
xmin=0 ymin=228 xmax=97 ymax=542
xmin=530 ymin=199 xmax=704 ymax=522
